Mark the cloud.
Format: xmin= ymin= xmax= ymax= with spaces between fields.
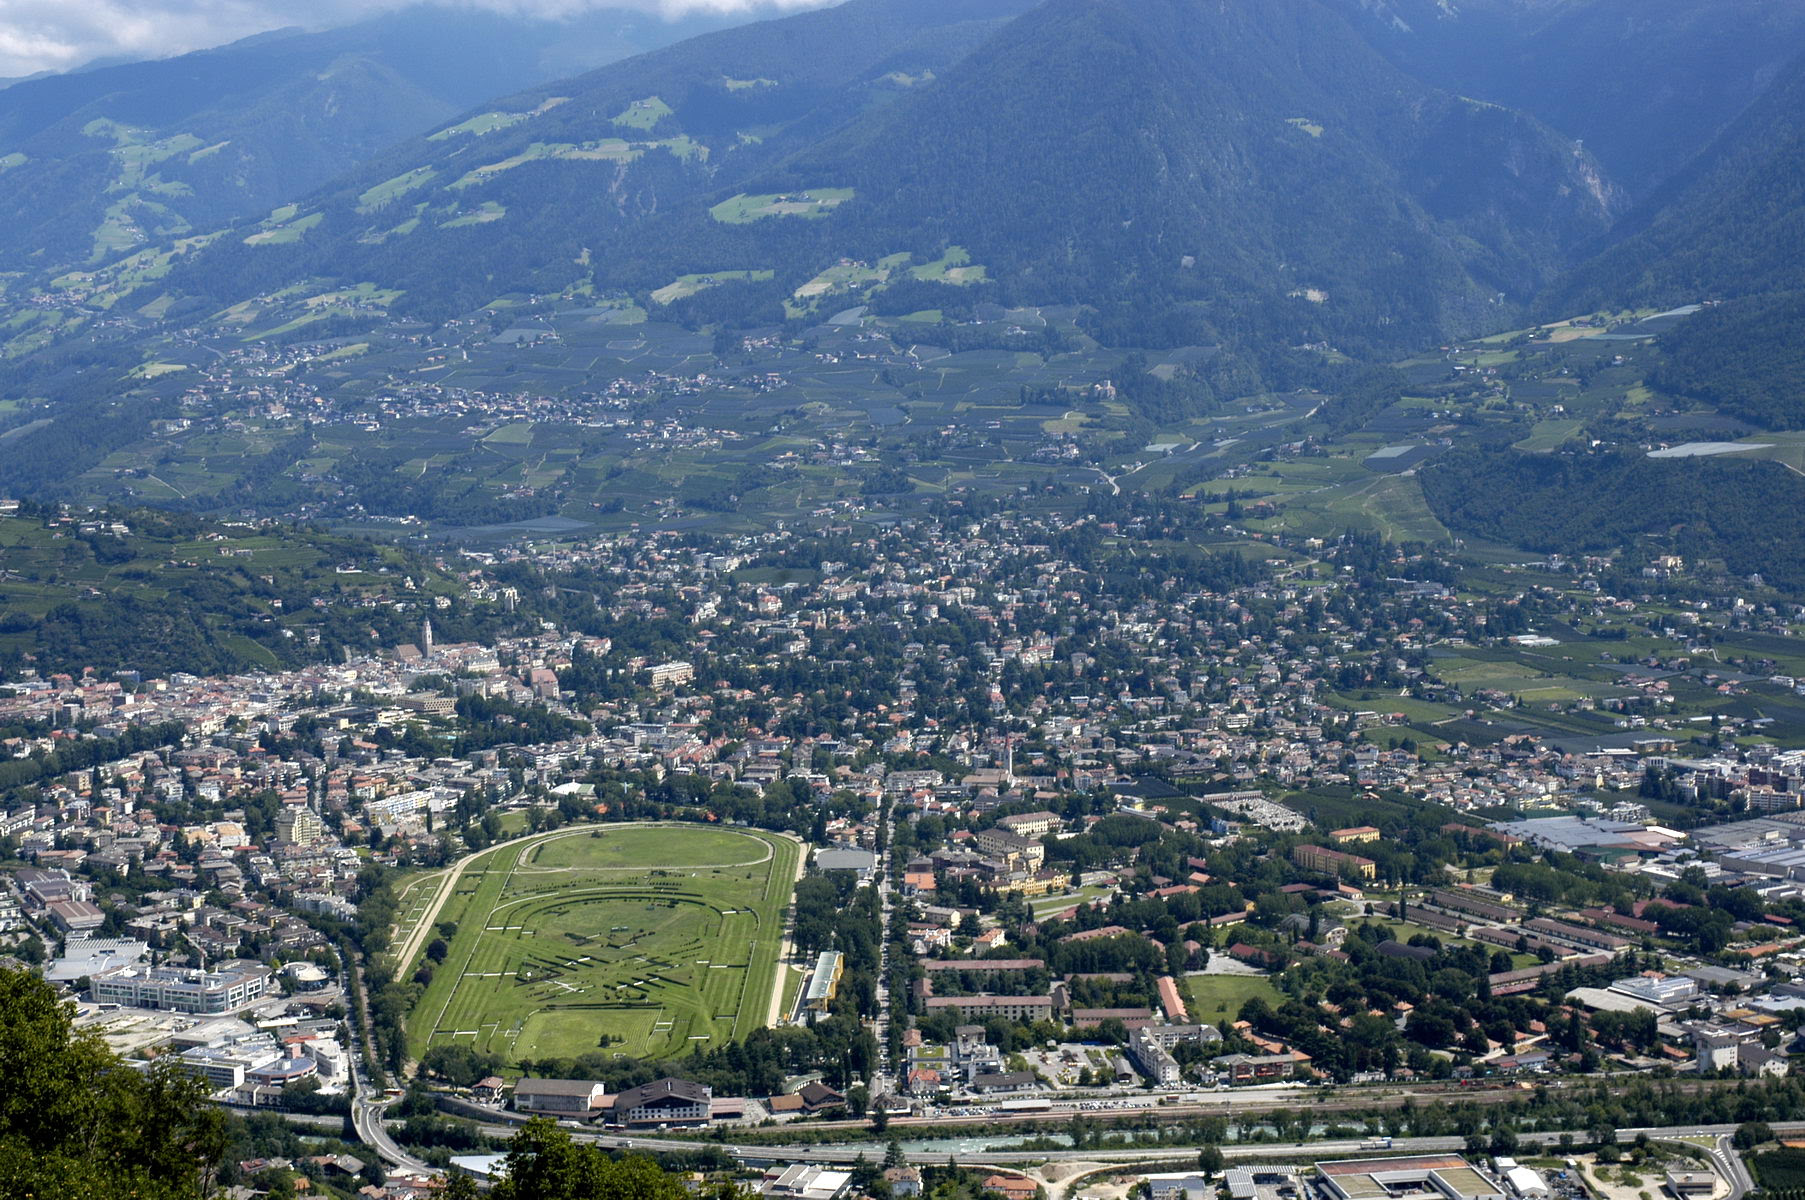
xmin=0 ymin=0 xmax=832 ymax=79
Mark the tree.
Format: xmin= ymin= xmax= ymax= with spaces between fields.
xmin=1734 ymin=1122 xmax=1774 ymax=1150
xmin=0 ymin=966 xmax=228 ymax=1199
xmin=444 ymin=1174 xmax=483 ymax=1200
xmin=1197 ymin=1146 xmax=1225 ymax=1179
xmin=491 ymin=1119 xmax=697 ymax=1200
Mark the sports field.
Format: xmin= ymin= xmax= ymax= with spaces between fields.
xmin=404 ymin=824 xmax=801 ymax=1064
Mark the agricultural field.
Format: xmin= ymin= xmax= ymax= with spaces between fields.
xmin=651 ymin=269 xmax=774 ymax=306
xmin=404 ymin=824 xmax=801 ymax=1065
xmin=909 ymin=246 xmax=988 ymax=284
xmin=1753 ymin=1147 xmax=1805 ymax=1191
xmin=710 ymin=188 xmax=853 ymax=223
xmin=613 ymin=96 xmax=674 ymax=131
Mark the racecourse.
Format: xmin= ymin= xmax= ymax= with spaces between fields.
xmin=401 ymin=823 xmax=800 ymax=1064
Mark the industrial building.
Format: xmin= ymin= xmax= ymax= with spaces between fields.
xmin=1315 ymin=1157 xmax=1505 ymax=1200
xmin=762 ymin=1165 xmax=852 ymax=1200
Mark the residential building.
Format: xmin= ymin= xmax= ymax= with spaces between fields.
xmin=1291 ymin=844 xmax=1376 ymax=881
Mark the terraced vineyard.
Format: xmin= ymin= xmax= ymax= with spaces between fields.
xmin=402 ymin=824 xmax=800 ymax=1064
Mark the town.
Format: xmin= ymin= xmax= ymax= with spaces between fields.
xmin=7 ymin=496 xmax=1805 ymax=1199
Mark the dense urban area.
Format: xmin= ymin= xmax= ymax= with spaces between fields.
xmin=15 ymin=474 xmax=1805 ymax=1200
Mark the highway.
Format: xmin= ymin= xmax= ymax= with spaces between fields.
xmin=335 ymin=954 xmax=437 ymax=1177
xmin=447 ymin=1121 xmax=1803 ymax=1170
xmin=334 ymin=1070 xmax=1792 ymax=1180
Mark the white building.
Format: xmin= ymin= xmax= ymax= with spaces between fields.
xmin=91 ymin=961 xmax=272 ymax=1014
xmin=762 ymin=1165 xmax=853 ymax=1200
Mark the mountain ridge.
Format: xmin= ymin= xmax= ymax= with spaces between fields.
xmin=144 ymin=0 xmax=1620 ymax=360
xmin=0 ymin=4 xmax=767 ymax=271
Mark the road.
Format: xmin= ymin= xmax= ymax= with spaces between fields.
xmin=353 ymin=1093 xmax=435 ymax=1176
xmin=453 ymin=1121 xmax=1790 ymax=1170
xmin=317 ymin=1071 xmax=1782 ymax=1180
xmin=1708 ymin=1134 xmax=1756 ymax=1200
xmin=336 ymin=965 xmax=437 ymax=1177
xmin=871 ymin=799 xmax=897 ymax=1098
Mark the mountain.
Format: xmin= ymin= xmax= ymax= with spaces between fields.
xmin=0 ymin=4 xmax=762 ymax=271
xmin=150 ymin=0 xmax=1040 ymax=319
xmin=1325 ymin=0 xmax=1805 ymax=197
xmin=150 ymin=0 xmax=1616 ymax=360
xmin=1549 ymin=44 xmax=1805 ymax=313
xmin=753 ymin=0 xmax=1622 ymax=355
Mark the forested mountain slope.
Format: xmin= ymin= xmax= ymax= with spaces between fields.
xmin=151 ymin=0 xmax=1617 ymax=359
xmin=1327 ymin=0 xmax=1805 ymax=196
xmin=1549 ymin=44 xmax=1805 ymax=315
xmin=0 ymin=4 xmax=755 ymax=271
xmin=749 ymin=0 xmax=1621 ymax=355
xmin=153 ymin=0 xmax=1037 ymax=321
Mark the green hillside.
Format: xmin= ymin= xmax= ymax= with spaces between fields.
xmin=144 ymin=0 xmax=1616 ymax=362
xmin=1418 ymin=447 xmax=1805 ymax=592
xmin=0 ymin=5 xmax=753 ymax=273
xmin=0 ymin=503 xmax=523 ymax=679
xmin=145 ymin=0 xmax=1036 ymax=322
xmin=753 ymin=0 xmax=1619 ymax=356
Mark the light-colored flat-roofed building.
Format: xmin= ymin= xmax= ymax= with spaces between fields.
xmin=648 ymin=661 xmax=694 ymax=688
xmin=1148 ymin=1178 xmax=1218 ymax=1200
xmin=813 ymin=848 xmax=878 ymax=880
xmin=1610 ymin=974 xmax=1698 ymax=1007
xmin=45 ymin=937 xmax=149 ymax=984
xmin=803 ymin=950 xmax=844 ymax=1012
xmin=1665 ymin=1171 xmax=1717 ymax=1198
xmin=762 ymin=1164 xmax=852 ymax=1200
xmin=91 ymin=961 xmax=271 ymax=1014
xmin=1504 ymin=1166 xmax=1547 ymax=1198
xmin=1316 ymin=1157 xmax=1505 ymax=1200
xmin=176 ymin=1045 xmax=269 ymax=1089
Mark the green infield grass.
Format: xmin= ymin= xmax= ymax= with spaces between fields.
xmin=404 ymin=824 xmax=800 ymax=1065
